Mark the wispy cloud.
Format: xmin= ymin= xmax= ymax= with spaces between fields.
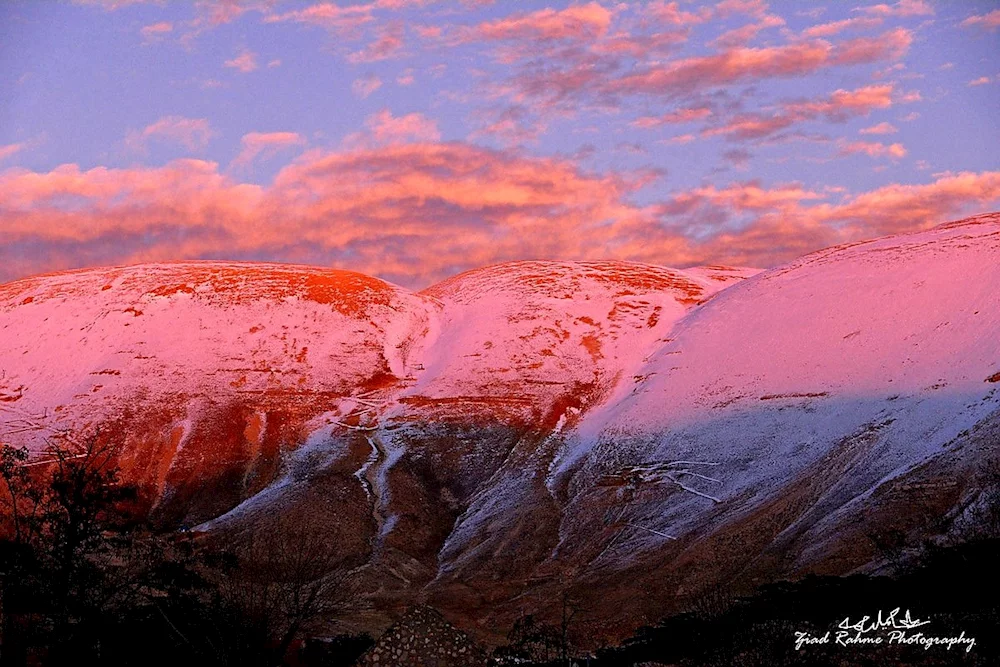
xmin=264 ymin=2 xmax=375 ymax=35
xmin=801 ymin=16 xmax=883 ymax=38
xmin=231 ymin=131 xmax=306 ymax=168
xmin=856 ymin=0 xmax=933 ymax=18
xmin=457 ymin=2 xmax=613 ymax=43
xmin=596 ymin=29 xmax=909 ymax=100
xmin=352 ymin=74 xmax=383 ymax=98
xmin=140 ymin=21 xmax=173 ymax=44
xmin=224 ymin=48 xmax=258 ymax=73
xmin=837 ymin=139 xmax=907 ymax=160
xmin=72 ymin=0 xmax=156 ymax=10
xmin=344 ymin=110 xmax=441 ymax=147
xmin=860 ymin=121 xmax=898 ymax=134
xmin=632 ymin=107 xmax=713 ymax=129
xmin=0 ymin=143 xmax=25 ymax=162
xmin=348 ymin=22 xmax=405 ymax=62
xmin=125 ymin=116 xmax=213 ymax=153
xmin=961 ymin=9 xmax=1000 ymax=30
xmin=701 ymin=84 xmax=897 ymax=142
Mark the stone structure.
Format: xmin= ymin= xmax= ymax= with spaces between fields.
xmin=356 ymin=605 xmax=487 ymax=666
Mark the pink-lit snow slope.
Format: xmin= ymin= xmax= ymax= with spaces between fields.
xmin=548 ymin=213 xmax=1000 ymax=567
xmin=0 ymin=262 xmax=436 ymax=515
xmin=580 ymin=212 xmax=1000 ymax=437
xmin=403 ymin=261 xmax=756 ymax=429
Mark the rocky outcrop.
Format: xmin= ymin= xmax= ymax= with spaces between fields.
xmin=357 ymin=605 xmax=487 ymax=667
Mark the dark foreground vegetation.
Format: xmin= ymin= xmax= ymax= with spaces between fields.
xmin=487 ymin=540 xmax=999 ymax=667
xmin=0 ymin=435 xmax=369 ymax=666
xmin=591 ymin=540 xmax=998 ymax=666
xmin=2 ymin=434 xmax=997 ymax=666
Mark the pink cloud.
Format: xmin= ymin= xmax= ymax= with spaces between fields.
xmin=702 ymin=84 xmax=896 ymax=141
xmin=468 ymin=105 xmax=545 ymax=146
xmin=608 ymin=30 xmax=909 ymax=98
xmin=723 ymin=148 xmax=752 ymax=169
xmin=786 ymin=84 xmax=895 ymax=119
xmin=0 ymin=146 xmax=642 ymax=285
xmin=396 ymin=69 xmax=415 ymax=86
xmin=632 ymin=107 xmax=713 ymax=128
xmin=672 ymin=182 xmax=825 ymax=211
xmin=860 ymin=121 xmax=898 ymax=134
xmin=231 ymin=132 xmax=306 ymax=168
xmin=838 ymin=139 xmax=907 ymax=160
xmin=711 ymin=14 xmax=786 ymax=49
xmin=179 ymin=0 xmax=272 ymax=44
xmin=701 ymin=113 xmax=797 ymax=141
xmin=801 ymin=16 xmax=883 ymax=38
xmin=645 ymin=1 xmax=712 ymax=26
xmin=857 ymin=0 xmax=933 ymax=17
xmin=0 ymin=159 xmax=262 ymax=227
xmin=352 ymin=74 xmax=383 ymax=98
xmin=814 ymin=172 xmax=1000 ymax=236
xmin=961 ymin=9 xmax=1000 ymax=30
xmin=345 ymin=110 xmax=441 ymax=147
xmin=348 ymin=22 xmax=405 ymax=63
xmin=195 ymin=0 xmax=258 ymax=26
xmin=0 ymin=143 xmax=25 ymax=162
xmin=140 ymin=21 xmax=173 ymax=43
xmin=263 ymin=0 xmax=435 ymax=38
xmin=651 ymin=172 xmax=1000 ymax=268
xmin=829 ymin=27 xmax=912 ymax=66
xmin=968 ymin=76 xmax=992 ymax=87
xmin=608 ymin=41 xmax=831 ymax=96
xmin=2 ymin=151 xmax=998 ymax=288
xmin=461 ymin=2 xmax=613 ymax=43
xmin=224 ymin=48 xmax=258 ymax=73
xmin=714 ymin=0 xmax=770 ymax=19
xmin=72 ymin=0 xmax=155 ymax=9
xmin=125 ymin=116 xmax=213 ymax=153
xmin=460 ymin=5 xmax=910 ymax=124
xmin=264 ymin=3 xmax=375 ymax=34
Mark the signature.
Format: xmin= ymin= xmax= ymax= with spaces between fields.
xmin=837 ymin=608 xmax=931 ymax=633
xmin=793 ymin=606 xmax=976 ymax=654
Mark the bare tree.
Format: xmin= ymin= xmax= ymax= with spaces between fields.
xmin=0 ymin=431 xmax=140 ymax=663
xmin=210 ymin=522 xmax=351 ymax=665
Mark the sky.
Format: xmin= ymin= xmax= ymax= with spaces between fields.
xmin=1 ymin=0 xmax=998 ymax=288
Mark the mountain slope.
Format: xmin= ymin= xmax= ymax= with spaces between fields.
xmin=0 ymin=262 xmax=437 ymax=524
xmin=422 ymin=213 xmax=1000 ymax=639
xmin=1 ymin=214 xmax=998 ymax=646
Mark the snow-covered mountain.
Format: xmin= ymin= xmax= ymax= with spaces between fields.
xmin=0 ymin=262 xmax=437 ymax=522
xmin=1 ymin=213 xmax=998 ymax=643
xmin=426 ymin=213 xmax=1000 ymax=638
